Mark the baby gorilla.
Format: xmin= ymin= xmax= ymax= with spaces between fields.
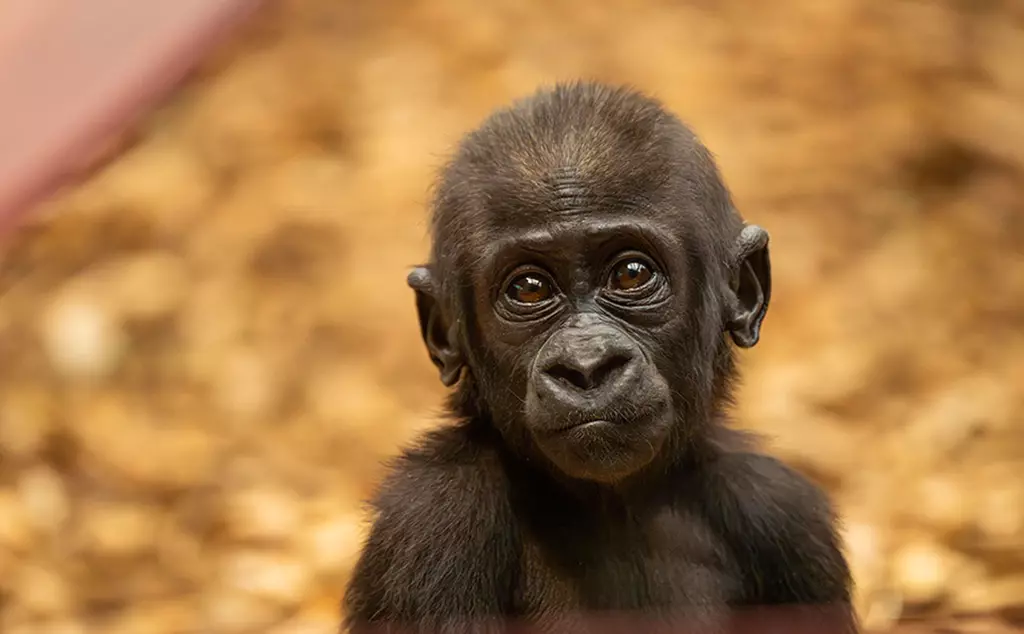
xmin=343 ymin=82 xmax=856 ymax=634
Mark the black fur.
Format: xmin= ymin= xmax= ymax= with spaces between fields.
xmin=342 ymin=82 xmax=856 ymax=634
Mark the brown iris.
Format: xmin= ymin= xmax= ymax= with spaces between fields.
xmin=506 ymin=273 xmax=552 ymax=304
xmin=610 ymin=259 xmax=654 ymax=291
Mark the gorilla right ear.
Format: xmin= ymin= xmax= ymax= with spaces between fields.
xmin=724 ymin=224 xmax=772 ymax=348
xmin=407 ymin=266 xmax=464 ymax=387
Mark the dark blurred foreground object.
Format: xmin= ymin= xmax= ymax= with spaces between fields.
xmin=345 ymin=605 xmax=854 ymax=633
xmin=343 ymin=606 xmax=1024 ymax=633
xmin=0 ymin=0 xmax=263 ymax=231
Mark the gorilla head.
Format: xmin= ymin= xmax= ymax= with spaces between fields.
xmin=408 ymin=82 xmax=771 ymax=484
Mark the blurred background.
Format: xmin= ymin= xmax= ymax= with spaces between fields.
xmin=1 ymin=0 xmax=1022 ymax=632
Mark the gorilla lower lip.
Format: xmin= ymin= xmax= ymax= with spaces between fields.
xmin=560 ymin=419 xmax=613 ymax=433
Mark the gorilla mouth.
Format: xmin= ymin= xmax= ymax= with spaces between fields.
xmin=535 ymin=406 xmax=621 ymax=435
xmin=551 ymin=418 xmax=614 ymax=434
xmin=541 ymin=398 xmax=670 ymax=437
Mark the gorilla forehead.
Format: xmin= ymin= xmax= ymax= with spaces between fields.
xmin=430 ymin=82 xmax=738 ymax=274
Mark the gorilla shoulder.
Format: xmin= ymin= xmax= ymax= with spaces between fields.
xmin=702 ymin=451 xmax=853 ymax=607
xmin=343 ymin=422 xmax=518 ymax=629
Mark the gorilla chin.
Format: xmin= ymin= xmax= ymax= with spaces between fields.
xmin=524 ymin=385 xmax=675 ymax=483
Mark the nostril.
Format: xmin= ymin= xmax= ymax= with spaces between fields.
xmin=546 ymin=365 xmax=592 ymax=391
xmin=591 ymin=353 xmax=631 ymax=388
xmin=544 ymin=353 xmax=634 ymax=392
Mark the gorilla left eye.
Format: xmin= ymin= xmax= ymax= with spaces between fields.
xmin=609 ymin=259 xmax=654 ymax=291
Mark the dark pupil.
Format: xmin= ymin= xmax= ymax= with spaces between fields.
xmin=510 ymin=275 xmax=549 ymax=303
xmin=615 ymin=261 xmax=651 ymax=289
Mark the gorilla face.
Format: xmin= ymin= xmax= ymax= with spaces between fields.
xmin=473 ymin=216 xmax=682 ymax=483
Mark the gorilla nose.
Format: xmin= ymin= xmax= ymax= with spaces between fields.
xmin=539 ymin=335 xmax=639 ymax=396
xmin=545 ymin=353 xmax=632 ymax=392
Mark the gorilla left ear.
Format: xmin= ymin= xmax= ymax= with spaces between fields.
xmin=407 ymin=266 xmax=465 ymax=387
xmin=725 ymin=224 xmax=772 ymax=348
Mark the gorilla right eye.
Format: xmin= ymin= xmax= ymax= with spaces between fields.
xmin=506 ymin=273 xmax=553 ymax=304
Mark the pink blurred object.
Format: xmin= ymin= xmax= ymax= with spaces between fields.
xmin=0 ymin=0 xmax=264 ymax=231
